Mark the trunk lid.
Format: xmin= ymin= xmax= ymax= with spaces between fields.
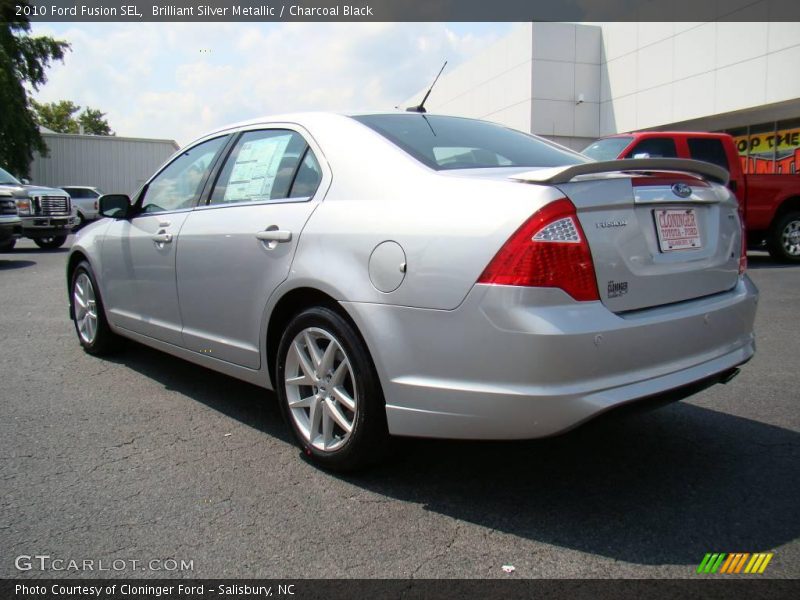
xmin=511 ymin=160 xmax=742 ymax=312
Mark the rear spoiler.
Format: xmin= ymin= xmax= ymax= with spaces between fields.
xmin=510 ymin=158 xmax=730 ymax=186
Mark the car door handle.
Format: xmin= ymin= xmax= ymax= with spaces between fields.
xmin=152 ymin=232 xmax=173 ymax=244
xmin=255 ymin=229 xmax=292 ymax=243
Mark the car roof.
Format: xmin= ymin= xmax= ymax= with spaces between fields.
xmin=192 ymin=110 xmax=489 ymax=146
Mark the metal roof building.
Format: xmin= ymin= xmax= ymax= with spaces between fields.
xmin=29 ymin=132 xmax=180 ymax=196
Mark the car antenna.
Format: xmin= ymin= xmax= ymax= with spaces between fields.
xmin=406 ymin=60 xmax=447 ymax=114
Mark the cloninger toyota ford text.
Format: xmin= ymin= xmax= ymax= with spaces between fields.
xmin=67 ymin=113 xmax=758 ymax=470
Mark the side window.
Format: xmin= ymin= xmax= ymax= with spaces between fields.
xmin=210 ymin=130 xmax=318 ymax=205
xmin=289 ymin=149 xmax=322 ymax=198
xmin=625 ymin=138 xmax=678 ymax=159
xmin=688 ymin=138 xmax=729 ymax=170
xmin=140 ymin=136 xmax=227 ymax=214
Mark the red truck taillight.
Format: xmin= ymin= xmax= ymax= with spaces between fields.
xmin=477 ymin=198 xmax=600 ymax=301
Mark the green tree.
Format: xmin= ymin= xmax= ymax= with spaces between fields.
xmin=32 ymin=99 xmax=81 ymax=133
xmin=34 ymin=100 xmax=115 ymax=135
xmin=0 ymin=0 xmax=70 ymax=176
xmin=78 ymin=107 xmax=113 ymax=135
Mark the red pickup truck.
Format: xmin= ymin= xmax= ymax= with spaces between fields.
xmin=582 ymin=131 xmax=800 ymax=262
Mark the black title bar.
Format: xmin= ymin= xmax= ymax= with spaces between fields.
xmin=2 ymin=579 xmax=800 ymax=600
xmin=10 ymin=0 xmax=800 ymax=22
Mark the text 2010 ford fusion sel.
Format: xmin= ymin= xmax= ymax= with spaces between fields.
xmin=67 ymin=113 xmax=758 ymax=470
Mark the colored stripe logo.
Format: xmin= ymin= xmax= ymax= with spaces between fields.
xmin=696 ymin=552 xmax=774 ymax=574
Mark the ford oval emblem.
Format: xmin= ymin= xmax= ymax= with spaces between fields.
xmin=671 ymin=182 xmax=692 ymax=198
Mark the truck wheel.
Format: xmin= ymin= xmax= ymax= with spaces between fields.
xmin=70 ymin=260 xmax=122 ymax=355
xmin=34 ymin=235 xmax=67 ymax=250
xmin=0 ymin=239 xmax=15 ymax=252
xmin=767 ymin=211 xmax=800 ymax=263
xmin=276 ymin=306 xmax=388 ymax=471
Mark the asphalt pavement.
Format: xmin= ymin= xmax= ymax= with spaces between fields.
xmin=1 ymin=237 xmax=798 ymax=579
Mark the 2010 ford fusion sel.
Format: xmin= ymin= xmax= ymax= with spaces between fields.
xmin=67 ymin=113 xmax=758 ymax=470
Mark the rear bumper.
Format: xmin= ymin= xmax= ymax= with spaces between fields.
xmin=343 ymin=276 xmax=758 ymax=439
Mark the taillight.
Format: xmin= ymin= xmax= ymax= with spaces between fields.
xmin=477 ymin=198 xmax=600 ymax=301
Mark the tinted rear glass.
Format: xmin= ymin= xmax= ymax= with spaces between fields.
xmin=352 ymin=114 xmax=587 ymax=170
xmin=625 ymin=137 xmax=678 ymax=159
xmin=582 ymin=137 xmax=633 ymax=161
xmin=688 ymin=137 xmax=729 ymax=170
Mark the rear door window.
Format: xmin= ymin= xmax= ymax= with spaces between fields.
xmin=688 ymin=138 xmax=730 ymax=170
xmin=209 ymin=130 xmax=319 ymax=205
xmin=288 ymin=149 xmax=323 ymax=198
xmin=625 ymin=138 xmax=678 ymax=159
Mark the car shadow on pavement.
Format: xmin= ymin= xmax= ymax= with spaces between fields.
xmin=345 ymin=402 xmax=800 ymax=566
xmin=24 ymin=248 xmax=70 ymax=254
xmin=0 ymin=259 xmax=37 ymax=270
xmin=103 ymin=342 xmax=294 ymax=445
xmin=104 ymin=342 xmax=799 ymax=568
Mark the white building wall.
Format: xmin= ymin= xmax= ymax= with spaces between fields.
xmin=403 ymin=23 xmax=602 ymax=150
xmin=405 ymin=19 xmax=800 ymax=150
xmin=30 ymin=133 xmax=179 ymax=196
xmin=404 ymin=23 xmax=534 ymax=132
xmin=531 ymin=23 xmax=602 ymax=148
xmin=600 ymin=20 xmax=800 ymax=135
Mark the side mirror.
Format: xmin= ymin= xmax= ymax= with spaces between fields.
xmin=20 ymin=178 xmax=30 ymax=185
xmin=99 ymin=194 xmax=131 ymax=219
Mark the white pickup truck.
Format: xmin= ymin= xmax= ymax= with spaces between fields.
xmin=0 ymin=166 xmax=79 ymax=250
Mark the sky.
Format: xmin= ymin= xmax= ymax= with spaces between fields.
xmin=30 ymin=22 xmax=514 ymax=146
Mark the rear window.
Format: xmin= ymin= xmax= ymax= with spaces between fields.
xmin=581 ymin=137 xmax=633 ymax=161
xmin=352 ymin=114 xmax=586 ymax=170
xmin=625 ymin=137 xmax=678 ymax=159
xmin=688 ymin=137 xmax=729 ymax=170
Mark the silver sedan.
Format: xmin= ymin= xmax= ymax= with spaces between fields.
xmin=67 ymin=112 xmax=758 ymax=470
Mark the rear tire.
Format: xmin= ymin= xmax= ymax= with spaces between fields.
xmin=34 ymin=235 xmax=67 ymax=250
xmin=70 ymin=260 xmax=122 ymax=355
xmin=767 ymin=211 xmax=800 ymax=263
xmin=0 ymin=239 xmax=15 ymax=252
xmin=276 ymin=306 xmax=388 ymax=471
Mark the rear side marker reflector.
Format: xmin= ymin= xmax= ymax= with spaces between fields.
xmin=478 ymin=198 xmax=600 ymax=302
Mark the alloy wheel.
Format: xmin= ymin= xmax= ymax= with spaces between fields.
xmin=73 ymin=272 xmax=98 ymax=344
xmin=284 ymin=327 xmax=358 ymax=452
xmin=782 ymin=219 xmax=800 ymax=257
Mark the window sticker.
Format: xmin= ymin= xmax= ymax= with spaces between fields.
xmin=224 ymin=134 xmax=293 ymax=202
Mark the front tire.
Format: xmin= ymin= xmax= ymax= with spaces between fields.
xmin=767 ymin=211 xmax=800 ymax=263
xmin=276 ymin=306 xmax=388 ymax=471
xmin=70 ymin=260 xmax=122 ymax=355
xmin=34 ymin=235 xmax=67 ymax=250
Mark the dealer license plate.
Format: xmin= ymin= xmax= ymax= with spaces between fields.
xmin=654 ymin=208 xmax=702 ymax=252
